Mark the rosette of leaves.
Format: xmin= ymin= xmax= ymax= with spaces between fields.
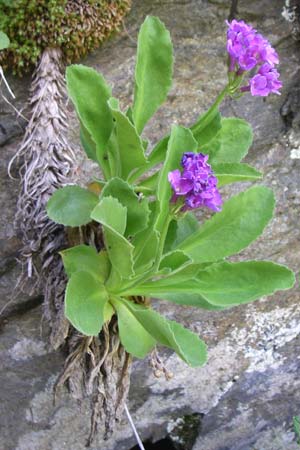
xmin=0 ymin=0 xmax=131 ymax=75
xmin=47 ymin=16 xmax=295 ymax=437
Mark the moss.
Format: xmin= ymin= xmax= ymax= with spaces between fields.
xmin=168 ymin=413 xmax=203 ymax=450
xmin=0 ymin=0 xmax=131 ymax=75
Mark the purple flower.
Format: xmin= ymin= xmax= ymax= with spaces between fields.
xmin=226 ymin=20 xmax=279 ymax=72
xmin=249 ymin=63 xmax=282 ymax=96
xmin=226 ymin=20 xmax=256 ymax=71
xmin=168 ymin=153 xmax=222 ymax=212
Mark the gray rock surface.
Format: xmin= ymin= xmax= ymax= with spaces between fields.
xmin=0 ymin=1 xmax=300 ymax=449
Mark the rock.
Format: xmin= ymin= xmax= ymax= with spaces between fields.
xmin=0 ymin=114 xmax=26 ymax=147
xmin=192 ymin=335 xmax=300 ymax=450
xmin=282 ymin=0 xmax=300 ymax=40
xmin=0 ymin=0 xmax=300 ymax=449
xmin=0 ymin=307 xmax=64 ymax=450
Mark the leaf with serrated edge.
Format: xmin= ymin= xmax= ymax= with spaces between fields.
xmin=178 ymin=186 xmax=275 ymax=263
xmin=164 ymin=213 xmax=199 ymax=253
xmin=159 ymin=250 xmax=191 ymax=272
xmin=133 ymin=16 xmax=173 ymax=134
xmin=61 ymin=245 xmax=110 ymax=282
xmin=80 ymin=125 xmax=97 ymax=162
xmin=111 ymin=298 xmax=156 ymax=358
xmin=191 ymin=110 xmax=222 ymax=147
xmin=101 ymin=178 xmax=150 ymax=237
xmin=91 ymin=197 xmax=134 ymax=278
xmin=91 ymin=196 xmax=127 ymax=236
xmin=202 ymin=117 xmax=253 ymax=163
xmin=108 ymin=100 xmax=148 ymax=180
xmin=66 ymin=65 xmax=113 ymax=173
xmin=47 ymin=185 xmax=98 ymax=227
xmin=155 ymin=292 xmax=225 ymax=310
xmin=155 ymin=126 xmax=198 ymax=233
xmin=65 ymin=271 xmax=108 ymax=336
xmin=129 ymin=261 xmax=295 ymax=308
xmin=213 ymin=163 xmax=262 ymax=187
xmin=133 ymin=228 xmax=160 ymax=274
xmin=122 ymin=299 xmax=207 ymax=367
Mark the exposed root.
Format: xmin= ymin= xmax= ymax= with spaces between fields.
xmin=53 ymin=319 xmax=132 ymax=446
xmin=48 ymin=224 xmax=131 ymax=443
xmin=150 ymin=348 xmax=173 ymax=381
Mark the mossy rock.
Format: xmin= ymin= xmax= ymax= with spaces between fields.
xmin=0 ymin=0 xmax=131 ymax=75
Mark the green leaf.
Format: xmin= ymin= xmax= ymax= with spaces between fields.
xmin=108 ymin=100 xmax=148 ymax=180
xmin=125 ymin=264 xmax=202 ymax=295
xmin=156 ymin=292 xmax=224 ymax=310
xmin=202 ymin=118 xmax=253 ymax=163
xmin=122 ymin=299 xmax=207 ymax=367
xmin=65 ymin=271 xmax=108 ymax=336
xmin=178 ymin=186 xmax=275 ymax=263
xmin=159 ymin=250 xmax=191 ymax=273
xmin=155 ymin=126 xmax=198 ymax=232
xmin=195 ymin=261 xmax=296 ymax=306
xmin=191 ymin=109 xmax=222 ymax=146
xmin=133 ymin=16 xmax=173 ymax=134
xmin=213 ymin=162 xmax=262 ymax=186
xmin=111 ymin=298 xmax=156 ymax=358
xmin=47 ymin=185 xmax=98 ymax=227
xmin=164 ymin=213 xmax=199 ymax=253
xmin=0 ymin=31 xmax=10 ymax=50
xmin=166 ymin=321 xmax=207 ymax=366
xmin=133 ymin=228 xmax=160 ymax=274
xmin=132 ymin=261 xmax=295 ymax=307
xmin=91 ymin=197 xmax=134 ymax=278
xmin=104 ymin=302 xmax=114 ymax=323
xmin=66 ymin=65 xmax=113 ymax=175
xmin=101 ymin=178 xmax=150 ymax=237
xmin=92 ymin=195 xmax=127 ymax=235
xmin=148 ymin=136 xmax=169 ymax=168
xmin=137 ymin=171 xmax=159 ymax=193
xmin=60 ymin=245 xmax=110 ymax=283
xmin=146 ymin=109 xmax=221 ymax=170
xmin=80 ymin=125 xmax=97 ymax=162
xmin=293 ymin=416 xmax=300 ymax=445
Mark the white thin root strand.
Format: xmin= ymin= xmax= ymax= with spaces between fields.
xmin=124 ymin=404 xmax=146 ymax=450
xmin=0 ymin=66 xmax=15 ymax=98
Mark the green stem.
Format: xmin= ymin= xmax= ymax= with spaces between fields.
xmin=190 ymin=85 xmax=229 ymax=135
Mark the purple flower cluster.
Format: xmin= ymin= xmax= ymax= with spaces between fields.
xmin=226 ymin=20 xmax=282 ymax=97
xmin=168 ymin=153 xmax=222 ymax=212
xmin=248 ymin=63 xmax=282 ymax=97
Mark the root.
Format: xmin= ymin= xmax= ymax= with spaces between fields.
xmin=49 ymin=225 xmax=131 ymax=443
xmin=53 ymin=319 xmax=132 ymax=446
xmin=150 ymin=348 xmax=173 ymax=381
